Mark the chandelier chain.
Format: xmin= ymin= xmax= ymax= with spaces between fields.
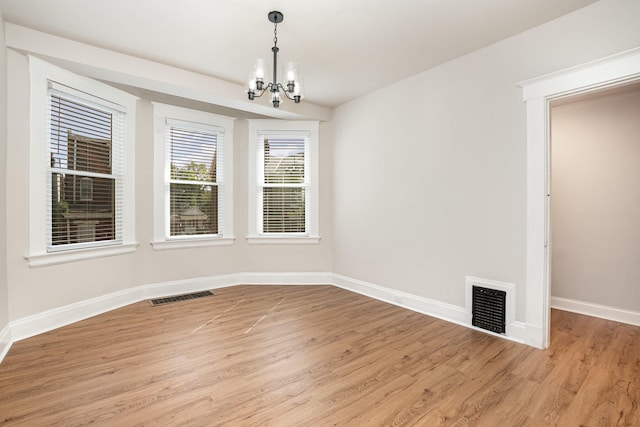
xmin=273 ymin=23 xmax=278 ymax=47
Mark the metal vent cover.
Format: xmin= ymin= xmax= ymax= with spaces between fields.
xmin=149 ymin=290 xmax=214 ymax=306
xmin=472 ymin=285 xmax=506 ymax=334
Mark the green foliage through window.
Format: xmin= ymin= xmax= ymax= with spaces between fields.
xmin=168 ymin=126 xmax=219 ymax=236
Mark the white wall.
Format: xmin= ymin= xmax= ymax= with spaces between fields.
xmin=4 ymin=51 xmax=333 ymax=322
xmin=331 ymin=0 xmax=640 ymax=322
xmin=0 ymin=9 xmax=9 ymax=332
xmin=551 ymin=85 xmax=640 ymax=312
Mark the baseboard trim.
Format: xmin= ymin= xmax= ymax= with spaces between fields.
xmin=333 ymin=273 xmax=526 ymax=345
xmin=331 ymin=273 xmax=468 ymax=323
xmin=0 ymin=271 xmax=536 ymax=364
xmin=235 ymin=272 xmax=333 ymax=286
xmin=10 ymin=287 xmax=144 ymax=343
xmin=551 ymin=296 xmax=640 ymax=326
xmin=0 ymin=324 xmax=11 ymax=363
xmin=524 ymin=323 xmax=544 ymax=349
xmin=8 ymin=272 xmax=334 ymax=345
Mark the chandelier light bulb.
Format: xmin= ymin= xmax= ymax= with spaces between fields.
xmin=254 ymin=59 xmax=266 ymax=80
xmin=286 ymin=62 xmax=298 ymax=83
xmin=271 ymin=91 xmax=281 ymax=108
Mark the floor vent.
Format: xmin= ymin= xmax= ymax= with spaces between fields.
xmin=472 ymin=285 xmax=506 ymax=334
xmin=149 ymin=290 xmax=214 ymax=307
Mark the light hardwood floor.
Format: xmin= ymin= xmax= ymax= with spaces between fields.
xmin=0 ymin=285 xmax=638 ymax=426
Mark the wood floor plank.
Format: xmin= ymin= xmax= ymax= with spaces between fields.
xmin=1 ymin=285 xmax=639 ymax=426
xmin=565 ymin=321 xmax=640 ymax=426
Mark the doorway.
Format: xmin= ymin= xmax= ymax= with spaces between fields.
xmin=550 ymin=83 xmax=640 ymax=322
xmin=521 ymin=48 xmax=640 ymax=349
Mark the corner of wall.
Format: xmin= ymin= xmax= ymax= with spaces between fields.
xmin=0 ymin=9 xmax=11 ymax=341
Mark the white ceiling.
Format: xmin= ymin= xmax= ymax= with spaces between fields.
xmin=0 ymin=0 xmax=599 ymax=108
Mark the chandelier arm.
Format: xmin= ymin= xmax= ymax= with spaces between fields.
xmin=276 ymin=84 xmax=295 ymax=100
xmin=273 ymin=84 xmax=301 ymax=104
xmin=251 ymin=82 xmax=274 ymax=99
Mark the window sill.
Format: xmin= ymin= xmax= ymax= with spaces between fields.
xmin=246 ymin=236 xmax=321 ymax=245
xmin=151 ymin=237 xmax=236 ymax=250
xmin=26 ymin=242 xmax=139 ymax=268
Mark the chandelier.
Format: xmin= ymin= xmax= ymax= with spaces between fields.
xmin=246 ymin=11 xmax=302 ymax=108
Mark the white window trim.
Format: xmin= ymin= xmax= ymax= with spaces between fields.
xmin=247 ymin=119 xmax=320 ymax=244
xmin=151 ymin=103 xmax=235 ymax=250
xmin=25 ymin=56 xmax=138 ymax=267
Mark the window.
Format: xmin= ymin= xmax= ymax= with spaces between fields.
xmin=261 ymin=135 xmax=307 ymax=233
xmin=48 ymin=88 xmax=122 ymax=249
xmin=247 ymin=120 xmax=320 ymax=244
xmin=167 ymin=122 xmax=220 ymax=237
xmin=152 ymin=103 xmax=235 ymax=249
xmin=26 ymin=57 xmax=137 ymax=267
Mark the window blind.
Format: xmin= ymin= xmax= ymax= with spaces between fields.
xmin=166 ymin=121 xmax=223 ymax=237
xmin=260 ymin=135 xmax=308 ymax=233
xmin=47 ymin=87 xmax=124 ymax=250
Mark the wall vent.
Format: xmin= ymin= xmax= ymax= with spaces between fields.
xmin=472 ymin=285 xmax=506 ymax=334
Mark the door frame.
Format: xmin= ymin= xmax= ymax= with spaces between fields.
xmin=520 ymin=48 xmax=640 ymax=349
